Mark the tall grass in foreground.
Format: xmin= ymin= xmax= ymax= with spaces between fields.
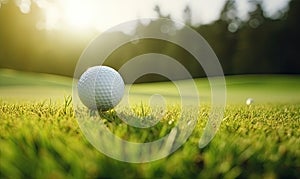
xmin=0 ymin=98 xmax=299 ymax=178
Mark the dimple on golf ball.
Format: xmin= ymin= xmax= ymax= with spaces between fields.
xmin=77 ymin=66 xmax=124 ymax=111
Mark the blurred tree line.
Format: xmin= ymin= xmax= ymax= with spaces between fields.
xmin=198 ymin=0 xmax=300 ymax=75
xmin=0 ymin=0 xmax=299 ymax=81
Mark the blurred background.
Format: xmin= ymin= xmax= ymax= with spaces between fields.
xmin=0 ymin=0 xmax=299 ymax=82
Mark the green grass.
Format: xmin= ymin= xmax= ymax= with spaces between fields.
xmin=0 ymin=69 xmax=300 ymax=178
xmin=1 ymin=68 xmax=300 ymax=104
xmin=0 ymin=69 xmax=72 ymax=101
xmin=128 ymin=75 xmax=300 ymax=104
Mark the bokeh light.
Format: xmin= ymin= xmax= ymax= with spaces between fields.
xmin=0 ymin=0 xmax=291 ymax=32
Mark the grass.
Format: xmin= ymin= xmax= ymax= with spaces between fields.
xmin=0 ymin=69 xmax=72 ymax=101
xmin=1 ymin=68 xmax=300 ymax=104
xmin=0 ymin=69 xmax=300 ymax=178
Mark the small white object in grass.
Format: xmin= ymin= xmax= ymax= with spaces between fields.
xmin=168 ymin=119 xmax=175 ymax=125
xmin=77 ymin=66 xmax=124 ymax=111
xmin=246 ymin=98 xmax=254 ymax=105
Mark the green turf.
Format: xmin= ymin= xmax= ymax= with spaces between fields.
xmin=128 ymin=75 xmax=300 ymax=104
xmin=0 ymin=69 xmax=300 ymax=178
xmin=1 ymin=68 xmax=300 ymax=104
xmin=0 ymin=69 xmax=72 ymax=101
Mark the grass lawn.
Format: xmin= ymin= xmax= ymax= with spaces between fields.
xmin=0 ymin=69 xmax=300 ymax=178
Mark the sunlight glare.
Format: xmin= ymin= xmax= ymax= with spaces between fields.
xmin=44 ymin=6 xmax=60 ymax=30
xmin=63 ymin=0 xmax=93 ymax=29
xmin=16 ymin=0 xmax=31 ymax=14
xmin=24 ymin=0 xmax=291 ymax=32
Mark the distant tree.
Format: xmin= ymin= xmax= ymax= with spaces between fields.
xmin=232 ymin=0 xmax=300 ymax=74
xmin=232 ymin=2 xmax=268 ymax=74
xmin=183 ymin=5 xmax=192 ymax=26
xmin=195 ymin=1 xmax=238 ymax=75
xmin=278 ymin=0 xmax=300 ymax=73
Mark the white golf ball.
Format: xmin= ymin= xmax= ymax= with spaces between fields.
xmin=77 ymin=66 xmax=124 ymax=111
xmin=246 ymin=98 xmax=254 ymax=105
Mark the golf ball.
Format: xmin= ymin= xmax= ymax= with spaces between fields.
xmin=77 ymin=66 xmax=124 ymax=111
xmin=246 ymin=98 xmax=254 ymax=105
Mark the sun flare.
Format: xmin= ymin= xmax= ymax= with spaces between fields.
xmin=11 ymin=0 xmax=291 ymax=32
xmin=63 ymin=0 xmax=93 ymax=29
